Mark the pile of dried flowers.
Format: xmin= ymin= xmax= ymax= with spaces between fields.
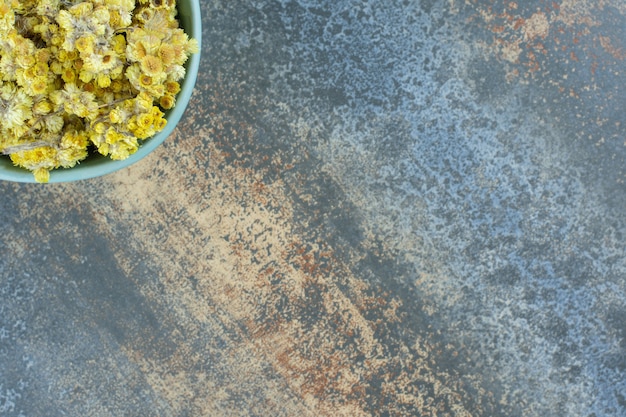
xmin=0 ymin=0 xmax=198 ymax=182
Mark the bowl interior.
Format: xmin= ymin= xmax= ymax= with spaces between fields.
xmin=0 ymin=0 xmax=202 ymax=183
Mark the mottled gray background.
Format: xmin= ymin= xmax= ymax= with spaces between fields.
xmin=1 ymin=0 xmax=626 ymax=416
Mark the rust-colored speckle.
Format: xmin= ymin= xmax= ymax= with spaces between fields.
xmin=473 ymin=0 xmax=621 ymax=83
xmin=598 ymin=35 xmax=626 ymax=60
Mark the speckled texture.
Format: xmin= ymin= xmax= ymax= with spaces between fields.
xmin=1 ymin=0 xmax=625 ymax=416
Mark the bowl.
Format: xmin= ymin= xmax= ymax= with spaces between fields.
xmin=0 ymin=0 xmax=202 ymax=183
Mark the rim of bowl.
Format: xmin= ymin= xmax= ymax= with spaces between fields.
xmin=0 ymin=0 xmax=202 ymax=183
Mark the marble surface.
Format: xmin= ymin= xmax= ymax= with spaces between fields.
xmin=1 ymin=0 xmax=626 ymax=416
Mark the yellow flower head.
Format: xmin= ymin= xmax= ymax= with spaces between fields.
xmin=137 ymin=112 xmax=154 ymax=129
xmin=134 ymin=7 xmax=154 ymax=24
xmin=111 ymin=34 xmax=126 ymax=55
xmin=44 ymin=113 xmax=64 ymax=133
xmin=157 ymin=43 xmax=176 ymax=66
xmin=32 ymin=98 xmax=52 ymax=115
xmin=105 ymin=126 xmax=124 ymax=145
xmin=134 ymin=91 xmax=154 ymax=112
xmin=127 ymin=29 xmax=161 ymax=58
xmin=154 ymin=116 xmax=166 ymax=131
xmin=165 ymin=80 xmax=180 ymax=95
xmin=0 ymin=81 xmax=33 ymax=130
xmin=32 ymin=62 xmax=48 ymax=77
xmin=35 ymin=48 xmax=51 ymax=63
xmin=108 ymin=9 xmax=121 ymax=27
xmin=28 ymin=77 xmax=49 ymax=96
xmin=136 ymin=7 xmax=175 ymax=31
xmin=129 ymin=40 xmax=148 ymax=60
xmin=140 ymin=55 xmax=163 ymax=76
xmin=83 ymin=50 xmax=121 ymax=73
xmin=70 ymin=2 xmax=93 ymax=19
xmin=75 ymin=35 xmax=95 ymax=54
xmin=96 ymin=73 xmax=112 ymax=88
xmin=109 ymin=107 xmax=125 ymax=124
xmin=139 ymin=73 xmax=153 ymax=88
xmin=49 ymin=60 xmax=63 ymax=74
xmin=166 ymin=64 xmax=186 ymax=81
xmin=93 ymin=122 xmax=106 ymax=134
xmin=58 ymin=49 xmax=78 ymax=62
xmin=33 ymin=167 xmax=50 ymax=183
xmin=15 ymin=51 xmax=35 ymax=68
xmin=159 ymin=93 xmax=175 ymax=109
xmin=61 ymin=67 xmax=77 ymax=83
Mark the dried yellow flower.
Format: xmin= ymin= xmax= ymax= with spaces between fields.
xmin=159 ymin=93 xmax=175 ymax=110
xmin=165 ymin=81 xmax=180 ymax=95
xmin=75 ymin=35 xmax=95 ymax=54
xmin=0 ymin=82 xmax=33 ymax=131
xmin=33 ymin=167 xmax=50 ymax=183
xmin=0 ymin=0 xmax=198 ymax=182
xmin=140 ymin=55 xmax=163 ymax=76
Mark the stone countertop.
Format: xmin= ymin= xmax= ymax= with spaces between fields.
xmin=1 ymin=1 xmax=626 ymax=416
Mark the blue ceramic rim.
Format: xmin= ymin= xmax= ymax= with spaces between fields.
xmin=0 ymin=0 xmax=202 ymax=183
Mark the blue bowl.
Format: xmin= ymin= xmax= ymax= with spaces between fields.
xmin=0 ymin=0 xmax=202 ymax=183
